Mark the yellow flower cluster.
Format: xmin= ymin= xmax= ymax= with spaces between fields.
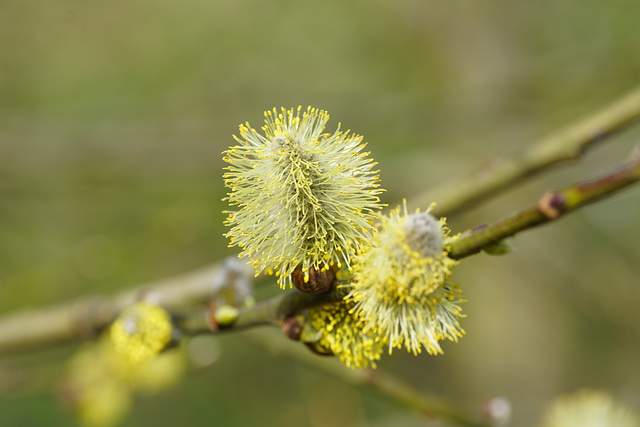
xmin=68 ymin=342 xmax=132 ymax=427
xmin=347 ymin=204 xmax=465 ymax=357
xmin=303 ymin=205 xmax=465 ymax=369
xmin=110 ymin=301 xmax=173 ymax=365
xmin=223 ymin=106 xmax=384 ymax=288
xmin=304 ymin=301 xmax=385 ymax=369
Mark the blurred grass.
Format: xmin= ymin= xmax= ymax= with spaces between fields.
xmin=1 ymin=0 xmax=640 ymax=425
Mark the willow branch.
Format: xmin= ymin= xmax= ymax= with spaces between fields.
xmin=412 ymin=85 xmax=640 ymax=217
xmin=2 ymin=87 xmax=640 ymax=355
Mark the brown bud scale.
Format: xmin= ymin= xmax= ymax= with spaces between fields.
xmin=291 ymin=265 xmax=335 ymax=295
xmin=281 ymin=316 xmax=302 ymax=341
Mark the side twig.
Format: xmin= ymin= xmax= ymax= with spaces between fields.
xmin=412 ymin=85 xmax=640 ymax=217
xmin=447 ymin=148 xmax=640 ymax=258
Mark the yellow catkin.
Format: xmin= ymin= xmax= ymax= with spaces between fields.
xmin=223 ymin=106 xmax=385 ymax=288
xmin=348 ymin=204 xmax=466 ymax=355
xmin=306 ymin=300 xmax=385 ymax=369
xmin=110 ymin=302 xmax=172 ymax=365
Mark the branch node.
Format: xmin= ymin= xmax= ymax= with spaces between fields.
xmin=281 ymin=316 xmax=302 ymax=341
xmin=291 ymin=265 xmax=336 ymax=295
xmin=538 ymin=192 xmax=566 ymax=219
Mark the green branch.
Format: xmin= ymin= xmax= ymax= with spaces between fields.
xmin=2 ymin=86 xmax=640 ymax=355
xmin=412 ymin=85 xmax=640 ymax=217
xmin=447 ymin=148 xmax=640 ymax=258
xmin=176 ymin=286 xmax=350 ymax=334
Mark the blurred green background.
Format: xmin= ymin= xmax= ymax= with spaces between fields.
xmin=1 ymin=0 xmax=640 ymax=425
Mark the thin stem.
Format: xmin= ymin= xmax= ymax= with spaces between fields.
xmin=244 ymin=329 xmax=490 ymax=427
xmin=447 ymin=149 xmax=640 ymax=259
xmin=412 ymin=85 xmax=640 ymax=217
xmin=176 ymin=286 xmax=349 ymax=335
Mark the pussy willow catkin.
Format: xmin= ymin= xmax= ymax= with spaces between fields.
xmin=348 ymin=205 xmax=465 ymax=356
xmin=223 ymin=106 xmax=384 ymax=288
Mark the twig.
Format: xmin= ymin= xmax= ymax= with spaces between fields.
xmin=244 ymin=329 xmax=490 ymax=427
xmin=175 ymin=286 xmax=349 ymax=335
xmin=412 ymin=85 xmax=640 ymax=217
xmin=447 ymin=148 xmax=640 ymax=259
